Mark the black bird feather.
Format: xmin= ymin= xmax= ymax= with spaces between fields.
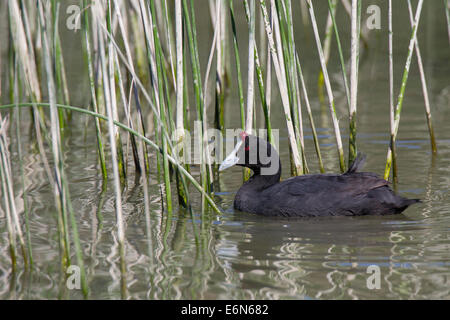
xmin=226 ymin=135 xmax=420 ymax=217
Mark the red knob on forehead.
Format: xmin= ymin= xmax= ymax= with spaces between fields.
xmin=240 ymin=131 xmax=247 ymax=141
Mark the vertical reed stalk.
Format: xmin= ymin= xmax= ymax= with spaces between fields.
xmin=258 ymin=3 xmax=267 ymax=72
xmin=106 ymin=1 xmax=126 ymax=185
xmin=318 ymin=0 xmax=337 ymax=93
xmin=349 ymin=0 xmax=361 ymax=165
xmin=8 ymin=0 xmax=42 ymax=102
xmin=161 ymin=0 xmax=176 ymax=88
xmin=229 ymin=0 xmax=245 ymax=130
xmin=407 ymin=0 xmax=437 ymax=154
xmin=214 ymin=0 xmax=226 ymax=133
xmin=112 ymin=0 xmax=150 ymax=174
xmin=384 ymin=0 xmax=424 ymax=180
xmin=388 ymin=0 xmax=398 ymax=183
xmin=149 ymin=0 xmax=173 ymax=214
xmin=173 ymin=0 xmax=190 ymax=207
xmin=39 ymin=0 xmax=90 ymax=296
xmin=97 ymin=12 xmax=194 ymax=212
xmin=110 ymin=2 xmax=135 ymax=173
xmin=138 ymin=0 xmax=162 ymax=178
xmin=255 ymin=51 xmax=272 ymax=144
xmin=295 ymin=53 xmax=325 ymax=172
xmin=246 ymin=0 xmax=255 ymax=134
xmin=244 ymin=0 xmax=256 ymax=180
xmin=299 ymin=0 xmax=309 ymax=27
xmin=341 ymin=0 xmax=368 ymax=48
xmin=96 ymin=0 xmax=127 ymax=298
xmin=8 ymin=0 xmax=54 ymax=188
xmin=265 ymin=11 xmax=273 ymax=141
xmin=182 ymin=0 xmax=212 ymax=208
xmin=201 ymin=0 xmax=218 ymax=192
xmin=445 ymin=0 xmax=450 ymax=45
xmin=306 ymin=0 xmax=345 ymax=172
xmin=53 ymin=2 xmax=70 ymax=128
xmin=83 ymin=0 xmax=108 ymax=180
xmin=243 ymin=0 xmax=272 ymax=145
xmin=175 ymin=0 xmax=184 ymax=140
xmin=1 ymin=101 xmax=222 ymax=213
xmin=273 ymin=1 xmax=296 ymax=174
xmin=323 ymin=0 xmax=338 ymax=66
xmin=259 ymin=0 xmax=302 ymax=175
xmin=284 ymin=0 xmax=308 ymax=173
xmin=327 ymin=0 xmax=351 ymax=109
xmin=38 ymin=0 xmax=72 ymax=269
xmin=114 ymin=51 xmax=142 ymax=174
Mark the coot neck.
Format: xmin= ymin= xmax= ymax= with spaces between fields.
xmin=245 ymin=159 xmax=282 ymax=190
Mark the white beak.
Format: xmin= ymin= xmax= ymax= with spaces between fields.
xmin=219 ymin=140 xmax=242 ymax=172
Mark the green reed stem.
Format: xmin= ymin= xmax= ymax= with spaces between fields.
xmin=106 ymin=1 xmax=126 ymax=186
xmin=259 ymin=0 xmax=302 ymax=174
xmin=349 ymin=0 xmax=361 ymax=165
xmin=97 ymin=0 xmax=127 ymax=298
xmin=83 ymin=0 xmax=107 ymax=180
xmin=295 ymin=53 xmax=325 ymax=173
xmin=318 ymin=0 xmax=337 ymax=97
xmin=0 ymin=102 xmax=222 ymax=214
xmin=96 ymin=9 xmax=193 ymax=213
xmin=173 ymin=0 xmax=190 ymax=208
xmin=38 ymin=0 xmax=71 ymax=268
xmin=53 ymin=2 xmax=69 ymax=129
xmin=384 ymin=0 xmax=424 ymax=180
xmin=407 ymin=0 xmax=437 ymax=154
xmin=214 ymin=0 xmax=226 ymax=133
xmin=387 ymin=0 xmax=397 ymax=183
xmin=149 ymin=0 xmax=173 ymax=214
xmin=306 ymin=0 xmax=345 ymax=172
xmin=327 ymin=0 xmax=351 ymax=112
xmin=182 ymin=0 xmax=212 ymax=211
xmin=112 ymin=0 xmax=150 ymax=174
xmin=229 ymin=0 xmax=246 ymax=130
xmin=275 ymin=0 xmax=302 ymax=174
xmin=285 ymin=0 xmax=308 ymax=173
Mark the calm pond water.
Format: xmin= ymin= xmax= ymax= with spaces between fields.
xmin=0 ymin=1 xmax=449 ymax=299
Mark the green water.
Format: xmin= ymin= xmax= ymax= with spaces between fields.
xmin=0 ymin=1 xmax=450 ymax=299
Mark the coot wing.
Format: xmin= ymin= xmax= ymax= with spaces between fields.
xmin=259 ymin=173 xmax=391 ymax=216
xmin=284 ymin=172 xmax=389 ymax=196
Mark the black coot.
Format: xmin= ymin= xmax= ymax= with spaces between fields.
xmin=219 ymin=133 xmax=420 ymax=217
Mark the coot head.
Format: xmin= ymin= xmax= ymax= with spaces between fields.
xmin=219 ymin=133 xmax=280 ymax=176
